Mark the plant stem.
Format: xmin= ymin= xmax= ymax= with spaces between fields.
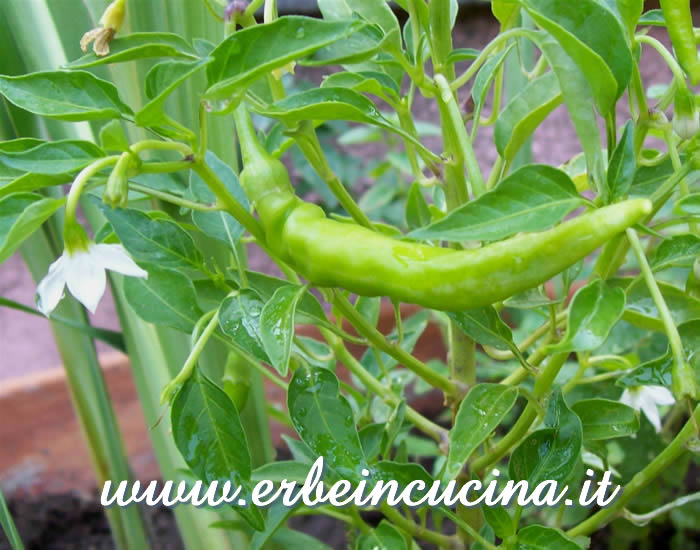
xmin=0 ymin=485 xmax=24 ymax=550
xmin=626 ymin=228 xmax=697 ymax=399
xmin=333 ymin=293 xmax=459 ymax=396
xmin=568 ymin=404 xmax=700 ymax=537
xmin=129 ymin=182 xmax=220 ymax=211
xmin=381 ymin=506 xmax=457 ymax=548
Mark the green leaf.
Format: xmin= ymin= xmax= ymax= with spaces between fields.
xmin=492 ymin=0 xmax=520 ymax=28
xmin=548 ymin=280 xmax=625 ymax=353
xmin=0 ymin=192 xmax=64 ymax=263
xmin=649 ymin=234 xmax=700 ymax=272
xmin=503 ymin=286 xmax=560 ymax=309
xmin=250 ymin=501 xmax=297 ymax=550
xmin=98 ymin=204 xmax=204 ymax=270
xmin=521 ymin=0 xmax=632 ymax=115
xmin=445 ymin=384 xmax=518 ymax=480
xmin=288 ymin=365 xmax=367 ymax=481
xmin=495 ymin=72 xmax=563 ymax=161
xmin=405 ymin=182 xmax=431 ymax=231
xmin=355 ymin=295 xmax=381 ymax=328
xmin=251 ymin=461 xmax=311 ymax=484
xmin=0 ymin=71 xmax=132 ymax=121
xmin=360 ymin=311 xmax=428 ymax=377
xmin=123 ymin=264 xmax=204 ymax=332
xmin=137 ymin=58 xmax=212 ymax=126
xmin=1 ymin=173 xmax=72 ymax=200
xmin=529 ymin=32 xmax=605 ymax=188
xmin=65 ymin=33 xmax=198 ymax=68
xmin=0 ymin=484 xmax=23 ymax=550
xmin=260 ymin=285 xmax=306 ymax=377
xmin=205 ymin=17 xmax=370 ymax=102
xmin=607 ymin=120 xmax=637 ymax=200
xmin=630 ymin=155 xmax=679 ymax=196
xmin=171 ymin=369 xmax=264 ymax=531
xmin=602 ymin=0 xmax=644 ymax=42
xmin=0 ymin=140 xmax=105 ymax=175
xmin=359 ymin=423 xmax=385 ymax=462
xmin=189 ymin=151 xmax=248 ymax=245
xmin=617 ymin=353 xmax=673 ymax=388
xmin=638 ymin=9 xmax=665 ymax=27
xmin=219 ymin=290 xmax=269 ymax=363
xmin=448 ymin=48 xmax=480 ymax=63
xmin=321 ymin=71 xmax=399 ymax=102
xmin=255 ymin=87 xmax=423 ymax=149
xmin=516 ymin=525 xmax=583 ymax=550
xmin=472 ymin=47 xmax=513 ymax=124
xmin=571 ymin=398 xmax=640 ymax=440
xmin=269 ymin=528 xmax=331 ymax=550
xmin=483 ymin=506 xmax=515 ymax=539
xmin=318 ymin=0 xmax=400 ymax=48
xmin=448 ymin=307 xmax=517 ymax=352
xmin=509 ymin=388 xmax=582 ymax=486
xmin=409 ymin=164 xmax=583 ymax=242
xmin=303 ymin=23 xmax=389 ymax=67
xmin=357 ymin=521 xmax=407 ymax=550
xmin=677 ymin=193 xmax=700 ymax=215
xmin=99 ymin=120 xmax=131 ymax=152
xmin=614 ymin=277 xmax=700 ymax=332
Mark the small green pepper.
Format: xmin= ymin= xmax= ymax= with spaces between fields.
xmin=660 ymin=0 xmax=700 ymax=85
xmin=234 ymin=107 xmax=651 ymax=312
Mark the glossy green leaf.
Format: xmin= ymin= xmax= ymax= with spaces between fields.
xmin=359 ymin=423 xmax=385 ymax=462
xmin=503 ymin=286 xmax=560 ymax=309
xmin=649 ymin=234 xmax=700 ymax=272
xmin=630 ymin=155 xmax=679 ymax=196
xmin=0 ymin=173 xmax=71 ymax=200
xmin=251 ymin=460 xmax=311 ymax=484
xmin=409 ymin=164 xmax=583 ymax=242
xmin=318 ymin=0 xmax=400 ymax=46
xmin=472 ymin=47 xmax=512 ymax=123
xmin=0 ymin=193 xmax=64 ymax=263
xmin=269 ymin=528 xmax=331 ymax=550
xmin=123 ymin=264 xmax=204 ymax=332
xmin=617 ymin=353 xmax=673 ymax=389
xmin=321 ymin=71 xmax=399 ymax=101
xmin=548 ymin=280 xmax=625 ymax=352
xmin=521 ymin=0 xmax=632 ymax=114
xmin=219 ymin=290 xmax=269 ymax=363
xmin=65 ymin=33 xmax=198 ymax=68
xmin=355 ymin=295 xmax=381 ymax=328
xmin=571 ymin=398 xmax=640 ymax=440
xmin=250 ymin=501 xmax=297 ymax=550
xmin=607 ymin=120 xmax=637 ymax=200
xmin=448 ymin=48 xmax=480 ymax=63
xmin=357 ymin=521 xmax=407 ymax=550
xmin=492 ymin=0 xmax=520 ymax=28
xmin=260 ymin=285 xmax=306 ymax=376
xmin=255 ymin=87 xmax=423 ymax=149
xmin=137 ymin=58 xmax=212 ymax=126
xmin=516 ymin=525 xmax=582 ymax=550
xmin=171 ymin=369 xmax=264 ymax=531
xmin=205 ymin=17 xmax=369 ymax=101
xmin=189 ymin=151 xmax=248 ymax=245
xmin=405 ymin=182 xmax=431 ymax=231
xmin=304 ymin=22 xmax=389 ymax=67
xmin=448 ymin=307 xmax=516 ymax=352
xmin=445 ymin=384 xmax=518 ymax=480
xmin=638 ymin=9 xmax=665 ymax=26
xmin=529 ymin=31 xmax=605 ymax=189
xmin=288 ymin=365 xmax=367 ymax=481
xmin=483 ymin=506 xmax=515 ymax=539
xmin=0 ymin=71 xmax=132 ymax=121
xmin=495 ymin=72 xmax=563 ymax=161
xmin=98 ymin=204 xmax=204 ymax=270
xmin=509 ymin=388 xmax=582 ymax=486
xmin=676 ymin=193 xmax=700 ymax=215
xmin=0 ymin=140 xmax=105 ymax=175
xmin=99 ymin=120 xmax=131 ymax=153
xmin=614 ymin=277 xmax=700 ymax=332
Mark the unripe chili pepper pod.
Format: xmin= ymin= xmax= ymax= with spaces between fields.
xmin=660 ymin=0 xmax=700 ymax=85
xmin=234 ymin=106 xmax=653 ymax=312
xmin=222 ymin=351 xmax=251 ymax=411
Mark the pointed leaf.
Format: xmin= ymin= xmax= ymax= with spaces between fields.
xmin=617 ymin=353 xmax=673 ymax=389
xmin=0 ymin=71 xmax=132 ymax=121
xmin=495 ymin=72 xmax=563 ymax=161
xmin=288 ymin=365 xmax=367 ymax=481
xmin=0 ymin=192 xmax=64 ymax=263
xmin=405 ymin=182 xmax=431 ymax=231
xmin=409 ymin=164 xmax=583 ymax=242
xmin=219 ymin=289 xmax=269 ymax=363
xmin=448 ymin=307 xmax=517 ymax=352
xmin=608 ymin=120 xmax=637 ymax=200
xmin=649 ymin=234 xmax=700 ymax=272
xmin=548 ymin=280 xmax=625 ymax=352
xmin=571 ymin=398 xmax=640 ymax=440
xmin=66 ymin=33 xmax=198 ymax=68
xmin=516 ymin=525 xmax=583 ymax=550
xmin=357 ymin=521 xmax=407 ymax=550
xmin=0 ymin=140 xmax=105 ymax=175
xmin=472 ymin=47 xmax=512 ymax=123
xmin=445 ymin=384 xmax=518 ymax=480
xmin=260 ymin=285 xmax=306 ymax=376
xmin=676 ymin=193 xmax=700 ymax=215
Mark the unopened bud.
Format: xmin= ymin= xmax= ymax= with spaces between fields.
xmin=103 ymin=152 xmax=134 ymax=208
xmin=672 ymin=85 xmax=699 ymax=140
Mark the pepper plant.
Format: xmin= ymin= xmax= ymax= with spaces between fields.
xmin=1 ymin=0 xmax=699 ymax=549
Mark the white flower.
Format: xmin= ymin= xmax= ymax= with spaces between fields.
xmin=36 ymin=243 xmax=147 ymax=316
xmin=620 ymin=385 xmax=675 ymax=432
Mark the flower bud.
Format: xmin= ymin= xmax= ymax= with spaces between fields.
xmin=103 ymin=152 xmax=134 ymax=208
xmin=672 ymin=85 xmax=699 ymax=140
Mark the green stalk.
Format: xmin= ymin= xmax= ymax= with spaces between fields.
xmin=568 ymin=405 xmax=700 ymax=537
xmin=0 ymin=485 xmax=25 ymax=550
xmin=20 ymin=231 xmax=150 ymax=550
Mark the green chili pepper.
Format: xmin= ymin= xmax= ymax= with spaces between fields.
xmin=234 ymin=107 xmax=651 ymax=312
xmin=660 ymin=0 xmax=700 ymax=85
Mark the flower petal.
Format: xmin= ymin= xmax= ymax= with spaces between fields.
xmin=619 ymin=388 xmax=641 ymax=410
xmin=645 ymin=385 xmax=675 ymax=406
xmin=36 ymin=256 xmax=66 ymax=316
xmin=90 ymin=244 xmax=148 ymax=278
xmin=639 ymin=398 xmax=662 ymax=432
xmin=64 ymin=250 xmax=106 ymax=314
